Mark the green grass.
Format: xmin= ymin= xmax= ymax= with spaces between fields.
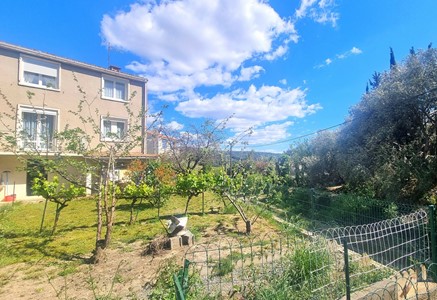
xmin=0 ymin=192 xmax=227 ymax=269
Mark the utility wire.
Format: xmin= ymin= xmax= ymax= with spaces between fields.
xmin=245 ymin=86 xmax=437 ymax=149
xmin=248 ymin=121 xmax=349 ymax=148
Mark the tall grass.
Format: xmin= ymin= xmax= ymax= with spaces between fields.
xmin=249 ymin=242 xmax=333 ymax=300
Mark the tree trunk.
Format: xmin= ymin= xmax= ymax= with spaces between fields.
xmin=184 ymin=195 xmax=194 ymax=215
xmin=245 ymin=220 xmax=252 ymax=235
xmin=129 ymin=197 xmax=138 ymax=225
xmin=202 ymin=192 xmax=205 ymax=216
xmin=104 ymin=162 xmax=118 ymax=248
xmin=39 ymin=198 xmax=49 ymax=233
xmin=95 ymin=173 xmax=104 ymax=247
xmin=104 ymin=191 xmax=117 ymax=248
xmin=134 ymin=198 xmax=143 ymax=223
xmin=51 ymin=203 xmax=62 ymax=235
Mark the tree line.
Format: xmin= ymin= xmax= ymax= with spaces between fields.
xmin=283 ymin=46 xmax=437 ymax=204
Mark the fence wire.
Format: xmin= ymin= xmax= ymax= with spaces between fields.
xmin=182 ymin=208 xmax=437 ymax=299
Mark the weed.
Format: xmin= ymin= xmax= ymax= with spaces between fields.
xmin=249 ymin=242 xmax=333 ymax=299
xmin=223 ymin=204 xmax=237 ymax=214
xmin=148 ymin=258 xmax=180 ymax=300
xmin=58 ymin=264 xmax=78 ymax=277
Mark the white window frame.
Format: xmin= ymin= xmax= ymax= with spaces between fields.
xmin=101 ymin=75 xmax=129 ymax=102
xmin=18 ymin=105 xmax=59 ymax=151
xmin=101 ymin=117 xmax=128 ymax=141
xmin=19 ymin=55 xmax=61 ymax=91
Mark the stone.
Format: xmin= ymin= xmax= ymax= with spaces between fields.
xmin=165 ymin=236 xmax=182 ymax=250
xmin=181 ymin=230 xmax=195 ymax=246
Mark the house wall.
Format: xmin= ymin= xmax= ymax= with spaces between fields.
xmin=0 ymin=156 xmax=25 ymax=200
xmin=0 ymin=155 xmax=92 ymax=201
xmin=0 ymin=46 xmax=145 ymax=152
xmin=0 ymin=43 xmax=147 ymax=200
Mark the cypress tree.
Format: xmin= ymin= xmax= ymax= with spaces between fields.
xmin=390 ymin=47 xmax=396 ymax=68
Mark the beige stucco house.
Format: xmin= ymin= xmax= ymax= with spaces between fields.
xmin=146 ymin=130 xmax=176 ymax=155
xmin=0 ymin=41 xmax=150 ymax=200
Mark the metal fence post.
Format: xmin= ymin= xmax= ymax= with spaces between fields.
xmin=174 ymin=273 xmax=185 ymax=300
xmin=343 ymin=239 xmax=351 ymax=300
xmin=182 ymin=259 xmax=191 ymax=290
xmin=174 ymin=259 xmax=191 ymax=300
xmin=310 ymin=188 xmax=316 ymax=218
xmin=428 ymin=205 xmax=437 ymax=280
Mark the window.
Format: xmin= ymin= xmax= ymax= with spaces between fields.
xmin=19 ymin=106 xmax=58 ymax=151
xmin=102 ymin=76 xmax=128 ymax=101
xmin=101 ymin=117 xmax=127 ymax=141
xmin=19 ymin=55 xmax=60 ymax=90
xmin=161 ymin=139 xmax=168 ymax=150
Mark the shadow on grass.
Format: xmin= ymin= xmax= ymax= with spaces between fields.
xmin=116 ymin=201 xmax=154 ymax=212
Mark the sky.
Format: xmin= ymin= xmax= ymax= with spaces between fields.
xmin=1 ymin=0 xmax=436 ymax=153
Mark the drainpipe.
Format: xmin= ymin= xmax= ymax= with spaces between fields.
xmin=141 ymin=80 xmax=148 ymax=154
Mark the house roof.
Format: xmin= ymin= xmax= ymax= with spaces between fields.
xmin=147 ymin=130 xmax=178 ymax=141
xmin=0 ymin=41 xmax=147 ymax=83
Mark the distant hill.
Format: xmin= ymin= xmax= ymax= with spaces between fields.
xmin=229 ymin=150 xmax=282 ymax=161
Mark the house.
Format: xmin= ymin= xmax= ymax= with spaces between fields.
xmin=146 ymin=130 xmax=176 ymax=155
xmin=0 ymin=41 xmax=151 ymax=200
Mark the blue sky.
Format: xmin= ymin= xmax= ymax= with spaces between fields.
xmin=1 ymin=0 xmax=436 ymax=153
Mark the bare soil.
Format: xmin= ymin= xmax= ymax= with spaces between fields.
xmin=0 ymin=217 xmax=278 ymax=299
xmin=0 ymin=241 xmax=184 ymax=299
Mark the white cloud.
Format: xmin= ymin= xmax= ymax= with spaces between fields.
xmin=175 ymin=84 xmax=321 ymax=131
xmin=316 ymin=46 xmax=362 ymax=68
xmin=351 ymin=47 xmax=362 ymax=54
xmin=279 ymin=79 xmax=287 ymax=85
xmin=264 ymin=45 xmax=289 ymax=61
xmin=101 ymin=0 xmax=297 ymax=93
xmin=337 ymin=46 xmax=363 ymax=59
xmin=238 ymin=66 xmax=264 ymax=82
xmin=249 ymin=121 xmax=294 ymax=145
xmin=295 ymin=0 xmax=317 ymax=18
xmin=295 ymin=0 xmax=339 ymax=27
xmin=167 ymin=120 xmax=184 ymax=131
xmin=229 ymin=121 xmax=294 ymax=149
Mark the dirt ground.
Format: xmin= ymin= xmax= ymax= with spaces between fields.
xmin=0 ymin=241 xmax=184 ymax=299
xmin=0 ymin=218 xmax=278 ymax=299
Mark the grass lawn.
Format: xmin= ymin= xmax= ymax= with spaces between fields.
xmin=0 ymin=192 xmax=229 ymax=268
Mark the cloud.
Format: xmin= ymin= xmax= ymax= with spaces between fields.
xmin=229 ymin=121 xmax=294 ymax=149
xmin=175 ymin=84 xmax=321 ymax=131
xmin=315 ymin=46 xmax=362 ymax=68
xmin=279 ymin=79 xmax=287 ymax=85
xmin=101 ymin=0 xmax=297 ymax=93
xmin=350 ymin=47 xmax=363 ymax=54
xmin=167 ymin=120 xmax=184 ymax=131
xmin=264 ymin=45 xmax=289 ymax=61
xmin=295 ymin=0 xmax=317 ymax=18
xmin=337 ymin=46 xmax=363 ymax=59
xmin=295 ymin=0 xmax=339 ymax=27
xmin=238 ymin=66 xmax=264 ymax=82
xmin=248 ymin=121 xmax=294 ymax=145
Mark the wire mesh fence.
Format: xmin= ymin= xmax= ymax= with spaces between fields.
xmin=176 ymin=206 xmax=437 ymax=299
xmin=286 ymin=190 xmax=423 ymax=230
xmin=182 ymin=232 xmax=300 ymax=298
